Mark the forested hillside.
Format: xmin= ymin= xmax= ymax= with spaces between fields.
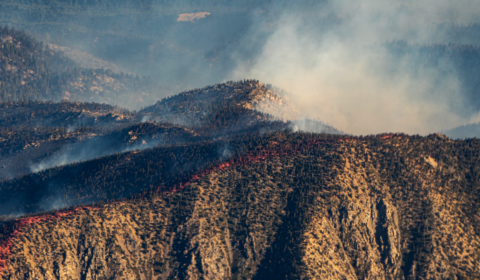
xmin=0 ymin=26 xmax=155 ymax=108
xmin=140 ymin=80 xmax=339 ymax=137
xmin=1 ymin=133 xmax=480 ymax=279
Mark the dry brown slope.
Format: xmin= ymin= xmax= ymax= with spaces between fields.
xmin=2 ymin=134 xmax=480 ymax=279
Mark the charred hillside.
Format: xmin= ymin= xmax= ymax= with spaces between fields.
xmin=0 ymin=100 xmax=138 ymax=181
xmin=1 ymin=133 xmax=480 ymax=279
xmin=0 ymin=135 xmax=253 ymax=216
xmin=0 ymin=100 xmax=135 ymax=129
xmin=0 ymin=121 xmax=201 ymax=183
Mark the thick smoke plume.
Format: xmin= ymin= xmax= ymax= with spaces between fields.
xmin=233 ymin=0 xmax=480 ymax=135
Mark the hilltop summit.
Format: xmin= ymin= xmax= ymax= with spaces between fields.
xmin=140 ymin=80 xmax=296 ymax=126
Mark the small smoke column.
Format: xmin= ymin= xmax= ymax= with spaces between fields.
xmin=232 ymin=0 xmax=480 ymax=135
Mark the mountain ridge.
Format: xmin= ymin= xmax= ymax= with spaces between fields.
xmin=1 ymin=133 xmax=480 ymax=279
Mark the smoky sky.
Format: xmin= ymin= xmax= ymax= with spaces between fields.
xmin=231 ymin=0 xmax=480 ymax=135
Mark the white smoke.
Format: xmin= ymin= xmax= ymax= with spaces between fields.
xmin=232 ymin=0 xmax=480 ymax=135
